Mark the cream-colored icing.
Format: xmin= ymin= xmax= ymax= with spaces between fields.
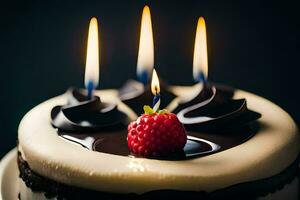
xmin=18 ymin=88 xmax=300 ymax=194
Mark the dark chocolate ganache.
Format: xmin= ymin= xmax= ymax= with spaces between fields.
xmin=51 ymin=88 xmax=127 ymax=132
xmin=58 ymin=124 xmax=257 ymax=160
xmin=118 ymin=79 xmax=176 ymax=115
xmin=51 ymin=87 xmax=260 ymax=160
xmin=174 ymin=82 xmax=261 ymax=132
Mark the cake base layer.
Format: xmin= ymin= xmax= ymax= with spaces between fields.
xmin=17 ymin=151 xmax=300 ymax=200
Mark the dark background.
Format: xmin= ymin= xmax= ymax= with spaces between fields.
xmin=0 ymin=0 xmax=299 ymax=158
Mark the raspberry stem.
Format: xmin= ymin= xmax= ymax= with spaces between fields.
xmin=143 ymin=105 xmax=169 ymax=115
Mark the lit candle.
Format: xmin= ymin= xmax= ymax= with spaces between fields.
xmin=193 ymin=17 xmax=208 ymax=83
xmin=85 ymin=17 xmax=100 ymax=99
xmin=151 ymin=69 xmax=161 ymax=112
xmin=119 ymin=5 xmax=176 ymax=116
xmin=137 ymin=5 xmax=154 ymax=85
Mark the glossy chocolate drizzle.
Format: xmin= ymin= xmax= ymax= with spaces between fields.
xmin=58 ymin=131 xmax=223 ymax=160
xmin=174 ymin=82 xmax=261 ymax=132
xmin=57 ymin=123 xmax=258 ymax=160
xmin=118 ymin=79 xmax=176 ymax=115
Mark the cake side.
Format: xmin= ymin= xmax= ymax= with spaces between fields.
xmin=17 ymin=149 xmax=300 ymax=199
xmin=18 ymin=89 xmax=300 ymax=194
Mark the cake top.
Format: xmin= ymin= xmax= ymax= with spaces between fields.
xmin=50 ymin=81 xmax=261 ymax=161
xmin=18 ymin=89 xmax=300 ymax=194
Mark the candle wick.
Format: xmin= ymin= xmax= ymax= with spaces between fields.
xmin=196 ymin=71 xmax=206 ymax=84
xmin=138 ymin=70 xmax=148 ymax=86
xmin=87 ymin=81 xmax=94 ymax=100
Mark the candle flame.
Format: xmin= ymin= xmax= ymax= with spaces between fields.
xmin=193 ymin=17 xmax=208 ymax=82
xmin=85 ymin=17 xmax=99 ymax=89
xmin=151 ymin=69 xmax=160 ymax=95
xmin=137 ymin=5 xmax=154 ymax=83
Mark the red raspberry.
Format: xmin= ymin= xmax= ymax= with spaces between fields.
xmin=127 ymin=112 xmax=187 ymax=158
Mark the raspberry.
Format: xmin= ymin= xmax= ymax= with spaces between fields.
xmin=127 ymin=112 xmax=187 ymax=158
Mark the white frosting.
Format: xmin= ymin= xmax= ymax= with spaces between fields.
xmin=18 ymin=88 xmax=300 ymax=194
